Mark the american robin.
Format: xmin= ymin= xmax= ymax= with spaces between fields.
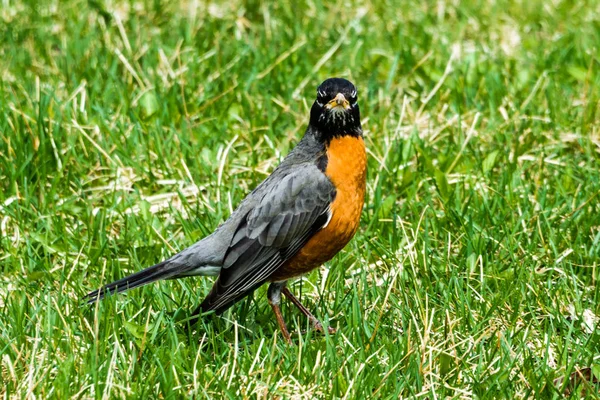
xmin=85 ymin=78 xmax=367 ymax=344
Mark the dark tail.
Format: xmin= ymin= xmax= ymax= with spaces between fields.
xmin=84 ymin=259 xmax=180 ymax=304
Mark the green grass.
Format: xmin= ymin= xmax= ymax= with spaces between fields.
xmin=1 ymin=0 xmax=600 ymax=397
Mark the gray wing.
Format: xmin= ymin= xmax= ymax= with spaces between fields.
xmin=199 ymin=164 xmax=335 ymax=313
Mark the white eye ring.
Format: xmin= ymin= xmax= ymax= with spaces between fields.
xmin=350 ymin=89 xmax=357 ymax=98
xmin=318 ymin=89 xmax=326 ymax=97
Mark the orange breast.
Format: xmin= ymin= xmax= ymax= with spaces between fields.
xmin=270 ymin=135 xmax=367 ymax=281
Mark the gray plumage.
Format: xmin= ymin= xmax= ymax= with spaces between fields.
xmin=84 ymin=127 xmax=336 ymax=314
xmin=85 ymin=76 xmax=363 ymax=331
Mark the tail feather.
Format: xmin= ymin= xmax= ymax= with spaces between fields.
xmin=84 ymin=235 xmax=225 ymax=306
xmin=84 ymin=260 xmax=179 ymax=304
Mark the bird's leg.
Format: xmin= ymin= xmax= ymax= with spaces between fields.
xmin=267 ymin=282 xmax=292 ymax=344
xmin=282 ymin=287 xmax=336 ymax=334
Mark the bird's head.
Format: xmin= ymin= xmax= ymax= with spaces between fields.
xmin=310 ymin=78 xmax=361 ymax=140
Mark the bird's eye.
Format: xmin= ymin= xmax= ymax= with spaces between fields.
xmin=349 ymin=89 xmax=358 ymax=103
xmin=316 ymin=89 xmax=328 ymax=106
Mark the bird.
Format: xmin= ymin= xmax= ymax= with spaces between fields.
xmin=85 ymin=77 xmax=367 ymax=344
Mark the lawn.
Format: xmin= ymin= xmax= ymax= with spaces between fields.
xmin=1 ymin=0 xmax=599 ymax=398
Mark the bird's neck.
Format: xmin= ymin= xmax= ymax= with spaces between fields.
xmin=308 ymin=125 xmax=362 ymax=144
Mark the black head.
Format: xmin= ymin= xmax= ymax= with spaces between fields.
xmin=310 ymin=78 xmax=361 ymax=140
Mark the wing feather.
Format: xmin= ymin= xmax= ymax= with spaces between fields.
xmin=199 ymin=164 xmax=335 ymax=314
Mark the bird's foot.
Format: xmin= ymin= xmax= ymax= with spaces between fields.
xmin=281 ymin=287 xmax=335 ymax=336
xmin=307 ymin=318 xmax=336 ymax=335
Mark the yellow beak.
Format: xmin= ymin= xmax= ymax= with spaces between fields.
xmin=325 ymin=93 xmax=350 ymax=110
